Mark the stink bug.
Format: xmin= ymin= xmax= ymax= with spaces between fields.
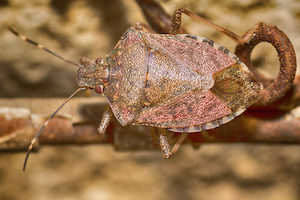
xmin=10 ymin=8 xmax=265 ymax=170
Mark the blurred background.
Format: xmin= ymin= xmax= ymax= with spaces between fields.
xmin=0 ymin=0 xmax=300 ymax=199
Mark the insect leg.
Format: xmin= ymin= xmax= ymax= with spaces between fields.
xmin=170 ymin=133 xmax=188 ymax=155
xmin=171 ymin=8 xmax=243 ymax=43
xmin=158 ymin=128 xmax=173 ymax=159
xmin=136 ymin=0 xmax=187 ymax=34
xmin=97 ymin=108 xmax=113 ymax=134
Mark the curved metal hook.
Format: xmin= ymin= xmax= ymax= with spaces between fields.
xmin=235 ymin=22 xmax=297 ymax=105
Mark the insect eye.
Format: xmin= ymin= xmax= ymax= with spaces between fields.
xmin=95 ymin=57 xmax=104 ymax=65
xmin=95 ymin=84 xmax=104 ymax=94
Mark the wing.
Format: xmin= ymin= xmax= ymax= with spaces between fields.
xmin=133 ymin=90 xmax=231 ymax=128
xmin=140 ymin=32 xmax=236 ymax=75
xmin=211 ymin=63 xmax=263 ymax=113
xmin=131 ymin=32 xmax=237 ymax=129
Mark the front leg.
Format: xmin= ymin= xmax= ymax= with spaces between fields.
xmin=98 ymin=108 xmax=113 ymax=134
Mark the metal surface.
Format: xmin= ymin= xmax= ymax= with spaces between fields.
xmin=0 ymin=97 xmax=299 ymax=152
xmin=235 ymin=22 xmax=297 ymax=105
xmin=0 ymin=0 xmax=298 ymax=152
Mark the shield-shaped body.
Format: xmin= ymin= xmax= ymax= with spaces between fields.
xmin=103 ymin=24 xmax=262 ymax=133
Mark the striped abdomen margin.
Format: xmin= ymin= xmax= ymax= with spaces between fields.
xmin=168 ymin=108 xmax=246 ymax=133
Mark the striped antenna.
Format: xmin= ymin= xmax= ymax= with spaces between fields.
xmin=9 ymin=27 xmax=81 ymax=68
xmin=23 ymin=87 xmax=86 ymax=171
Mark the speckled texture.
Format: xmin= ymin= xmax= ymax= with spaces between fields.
xmin=143 ymin=33 xmax=235 ymax=75
xmin=212 ymin=63 xmax=262 ymax=112
xmin=1 ymin=1 xmax=300 ymax=200
xmin=135 ymin=90 xmax=231 ymax=127
xmin=105 ymin=26 xmax=149 ymax=125
xmin=102 ymin=24 xmax=261 ymax=129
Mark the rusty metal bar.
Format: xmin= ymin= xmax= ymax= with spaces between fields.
xmin=1 ymin=0 xmax=299 ymax=151
xmin=0 ymin=96 xmax=300 ymax=152
xmin=235 ymin=22 xmax=297 ymax=105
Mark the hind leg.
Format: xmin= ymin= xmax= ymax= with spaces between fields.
xmin=158 ymin=128 xmax=173 ymax=159
xmin=158 ymin=128 xmax=188 ymax=159
xmin=171 ymin=8 xmax=244 ymax=43
xmin=171 ymin=132 xmax=188 ymax=155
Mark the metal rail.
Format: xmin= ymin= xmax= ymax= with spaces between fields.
xmin=0 ymin=94 xmax=299 ymax=153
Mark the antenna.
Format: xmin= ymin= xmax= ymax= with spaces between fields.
xmin=9 ymin=27 xmax=81 ymax=68
xmin=23 ymin=87 xmax=86 ymax=171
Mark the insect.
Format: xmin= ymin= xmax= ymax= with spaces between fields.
xmin=11 ymin=8 xmax=265 ymax=171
